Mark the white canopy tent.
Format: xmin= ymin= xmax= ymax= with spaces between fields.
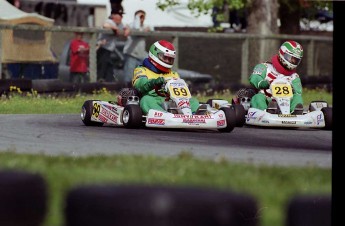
xmin=0 ymin=0 xmax=56 ymax=63
xmin=77 ymin=0 xmax=213 ymax=28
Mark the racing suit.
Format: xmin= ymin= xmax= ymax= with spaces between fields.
xmin=249 ymin=55 xmax=303 ymax=113
xmin=132 ymin=58 xmax=200 ymax=115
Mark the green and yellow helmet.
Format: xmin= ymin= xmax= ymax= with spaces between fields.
xmin=148 ymin=40 xmax=176 ymax=72
xmin=278 ymin=40 xmax=303 ymax=70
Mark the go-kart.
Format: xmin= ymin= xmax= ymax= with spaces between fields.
xmin=81 ymin=78 xmax=245 ymax=132
xmin=232 ymin=78 xmax=332 ymax=130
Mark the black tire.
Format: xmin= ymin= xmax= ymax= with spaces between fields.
xmin=286 ymin=194 xmax=331 ymax=226
xmin=206 ymin=98 xmax=215 ymax=107
xmin=0 ymin=170 xmax=47 ymax=226
xmin=218 ymin=107 xmax=236 ymax=133
xmin=122 ymin=104 xmax=143 ymax=128
xmin=81 ymin=100 xmax=104 ymax=127
xmin=321 ymin=107 xmax=332 ymax=130
xmin=64 ymin=184 xmax=258 ymax=226
xmin=232 ymin=104 xmax=246 ymax=127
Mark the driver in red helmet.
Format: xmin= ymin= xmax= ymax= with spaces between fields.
xmin=132 ymin=40 xmax=200 ymax=115
xmin=249 ymin=40 xmax=304 ymax=115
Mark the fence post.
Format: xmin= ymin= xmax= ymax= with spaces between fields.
xmin=89 ymin=32 xmax=97 ymax=82
xmin=172 ymin=36 xmax=179 ymax=70
xmin=0 ymin=30 xmax=2 ymax=79
xmin=307 ymin=40 xmax=315 ymax=76
xmin=241 ymin=38 xmax=249 ymax=85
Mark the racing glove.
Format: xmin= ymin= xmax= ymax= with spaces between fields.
xmin=152 ymin=77 xmax=165 ymax=86
xmin=258 ymin=79 xmax=270 ymax=89
xmin=139 ymin=77 xmax=165 ymax=94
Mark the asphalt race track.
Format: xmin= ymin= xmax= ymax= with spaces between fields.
xmin=0 ymin=114 xmax=332 ymax=168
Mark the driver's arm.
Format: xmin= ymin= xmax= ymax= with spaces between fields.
xmin=132 ymin=68 xmax=164 ymax=95
xmin=249 ymin=64 xmax=270 ymax=89
xmin=291 ymin=76 xmax=303 ymax=95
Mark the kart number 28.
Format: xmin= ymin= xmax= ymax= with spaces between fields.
xmin=271 ymin=84 xmax=293 ymax=97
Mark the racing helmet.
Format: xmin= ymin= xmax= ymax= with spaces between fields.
xmin=148 ymin=40 xmax=176 ymax=72
xmin=278 ymin=40 xmax=303 ymax=70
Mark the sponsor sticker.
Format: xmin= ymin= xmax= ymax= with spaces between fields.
xmin=148 ymin=118 xmax=165 ymax=125
xmin=154 ymin=112 xmax=163 ymax=117
xmin=282 ymin=121 xmax=296 ymax=124
xmin=217 ymin=120 xmax=225 ymax=127
xmin=100 ymin=108 xmax=118 ymax=123
xmin=183 ymin=118 xmax=206 ymax=124
xmin=278 ymin=114 xmax=297 ymax=117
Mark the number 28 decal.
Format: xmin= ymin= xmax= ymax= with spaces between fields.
xmin=271 ymin=84 xmax=293 ymax=97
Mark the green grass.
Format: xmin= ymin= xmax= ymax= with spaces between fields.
xmin=0 ymin=87 xmax=332 ymax=226
xmin=0 ymin=87 xmax=333 ymax=114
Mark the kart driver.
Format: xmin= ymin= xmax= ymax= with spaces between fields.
xmin=132 ymin=40 xmax=201 ymax=115
xmin=248 ymin=40 xmax=304 ymax=115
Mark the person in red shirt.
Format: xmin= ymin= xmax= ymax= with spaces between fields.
xmin=70 ymin=32 xmax=90 ymax=83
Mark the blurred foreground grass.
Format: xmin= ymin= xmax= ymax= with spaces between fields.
xmin=0 ymin=152 xmax=331 ymax=226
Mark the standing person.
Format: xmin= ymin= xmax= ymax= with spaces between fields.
xmin=122 ymin=9 xmax=152 ymax=87
xmin=249 ymin=40 xmax=304 ymax=115
xmin=96 ymin=7 xmax=130 ymax=82
xmin=132 ymin=40 xmax=202 ymax=115
xmin=69 ymin=32 xmax=89 ymax=84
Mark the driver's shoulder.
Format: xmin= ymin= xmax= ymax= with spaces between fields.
xmin=168 ymin=70 xmax=180 ymax=78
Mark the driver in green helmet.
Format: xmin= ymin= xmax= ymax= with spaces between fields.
xmin=131 ymin=40 xmax=201 ymax=115
xmin=249 ymin=40 xmax=304 ymax=115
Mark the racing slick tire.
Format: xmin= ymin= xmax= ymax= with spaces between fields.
xmin=218 ymin=107 xmax=236 ymax=133
xmin=321 ymin=107 xmax=332 ymax=130
xmin=64 ymin=184 xmax=259 ymax=226
xmin=286 ymin=194 xmax=331 ymax=226
xmin=232 ymin=104 xmax=246 ymax=127
xmin=205 ymin=98 xmax=215 ymax=107
xmin=0 ymin=170 xmax=47 ymax=226
xmin=122 ymin=104 xmax=143 ymax=128
xmin=81 ymin=100 xmax=104 ymax=127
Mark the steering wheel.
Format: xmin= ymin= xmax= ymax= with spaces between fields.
xmin=154 ymin=85 xmax=170 ymax=100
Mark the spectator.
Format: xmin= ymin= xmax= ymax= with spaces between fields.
xmin=96 ymin=7 xmax=130 ymax=82
xmin=122 ymin=9 xmax=152 ymax=87
xmin=7 ymin=0 xmax=21 ymax=9
xmin=229 ymin=8 xmax=247 ymax=32
xmin=69 ymin=32 xmax=89 ymax=84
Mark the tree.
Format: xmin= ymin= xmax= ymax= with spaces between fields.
xmin=156 ymin=0 xmax=333 ymax=35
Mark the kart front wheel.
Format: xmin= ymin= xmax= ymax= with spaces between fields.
xmin=122 ymin=105 xmax=143 ymax=129
xmin=321 ymin=107 xmax=332 ymax=130
xmin=232 ymin=104 xmax=246 ymax=127
xmin=81 ymin=100 xmax=104 ymax=127
xmin=218 ymin=107 xmax=236 ymax=133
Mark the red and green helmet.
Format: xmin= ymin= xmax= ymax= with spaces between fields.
xmin=148 ymin=40 xmax=176 ymax=72
xmin=278 ymin=40 xmax=303 ymax=70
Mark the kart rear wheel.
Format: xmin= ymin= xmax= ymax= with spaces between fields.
xmin=218 ymin=107 xmax=236 ymax=133
xmin=206 ymin=99 xmax=215 ymax=107
xmin=321 ymin=107 xmax=332 ymax=130
xmin=232 ymin=104 xmax=246 ymax=127
xmin=81 ymin=100 xmax=104 ymax=127
xmin=122 ymin=104 xmax=143 ymax=129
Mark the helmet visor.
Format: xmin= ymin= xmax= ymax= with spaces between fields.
xmin=158 ymin=52 xmax=175 ymax=65
xmin=283 ymin=53 xmax=301 ymax=66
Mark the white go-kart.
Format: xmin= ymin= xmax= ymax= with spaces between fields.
xmin=81 ymin=78 xmax=246 ymax=133
xmin=233 ymin=78 xmax=332 ymax=130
